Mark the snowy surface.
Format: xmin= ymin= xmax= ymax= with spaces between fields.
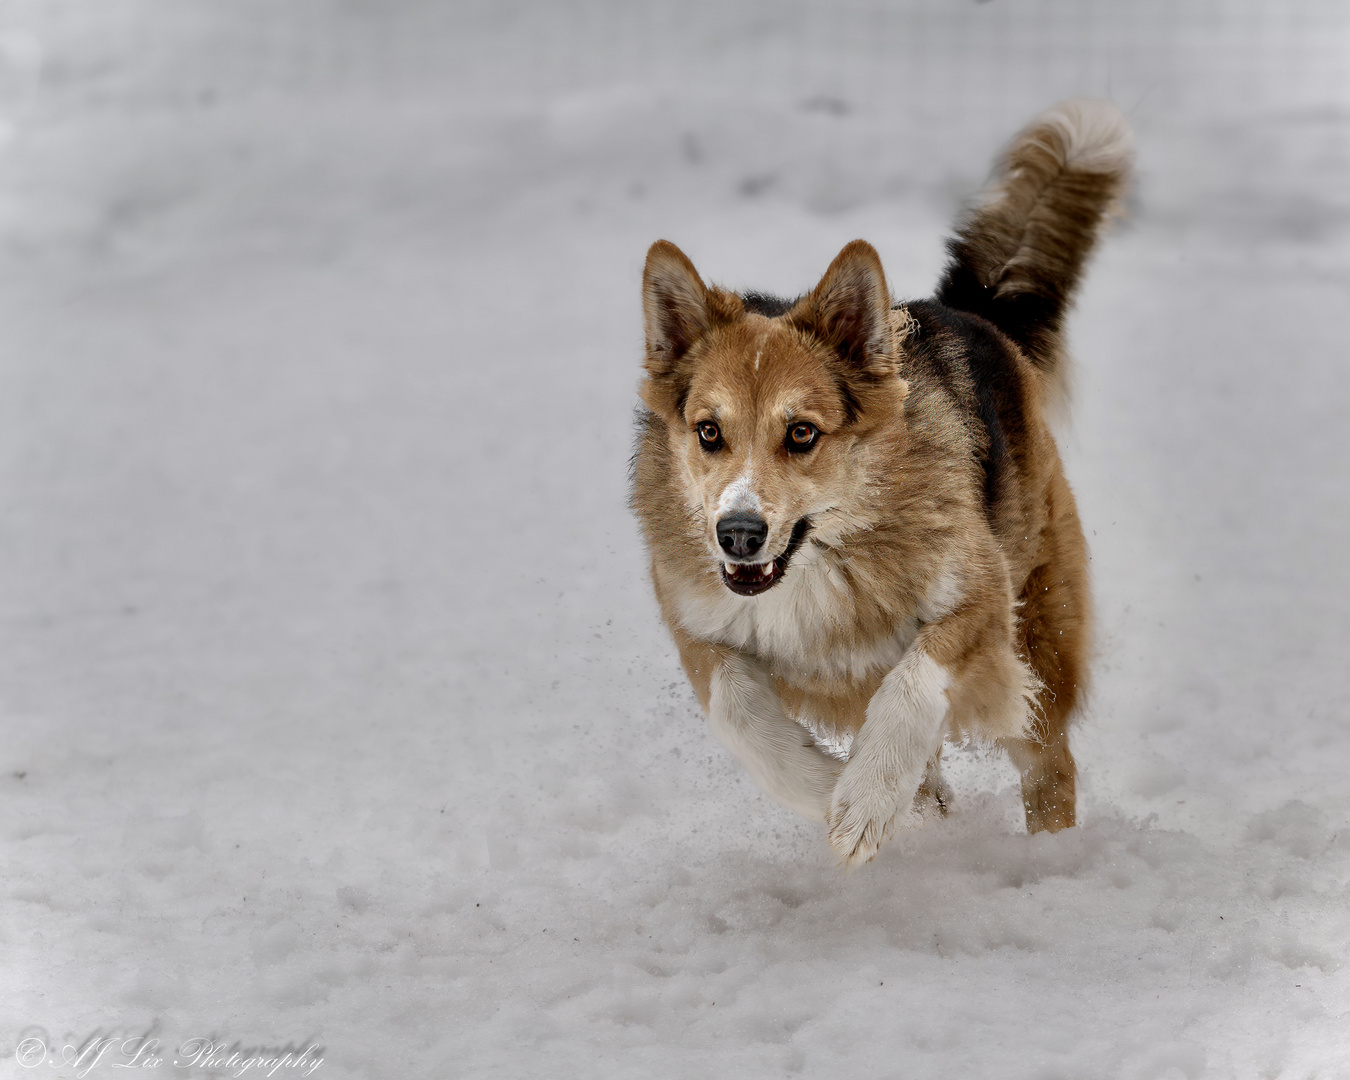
xmin=2 ymin=2 xmax=1349 ymax=1077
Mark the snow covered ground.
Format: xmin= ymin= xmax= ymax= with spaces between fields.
xmin=2 ymin=1 xmax=1349 ymax=1076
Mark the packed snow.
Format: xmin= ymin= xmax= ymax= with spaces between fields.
xmin=2 ymin=2 xmax=1349 ymax=1077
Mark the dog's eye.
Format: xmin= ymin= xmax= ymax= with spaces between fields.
xmin=785 ymin=422 xmax=819 ymax=453
xmin=696 ymin=421 xmax=722 ymax=451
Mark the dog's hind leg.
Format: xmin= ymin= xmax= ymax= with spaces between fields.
xmin=913 ymin=747 xmax=952 ymax=820
xmin=1005 ymin=725 xmax=1076 ymax=833
xmin=1003 ymin=487 xmax=1090 ymax=833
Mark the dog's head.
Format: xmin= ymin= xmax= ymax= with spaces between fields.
xmin=640 ymin=240 xmax=908 ymax=596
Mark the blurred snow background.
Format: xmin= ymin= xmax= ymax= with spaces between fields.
xmin=1 ymin=1 xmax=1348 ymax=1076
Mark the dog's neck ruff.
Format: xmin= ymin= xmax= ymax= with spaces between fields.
xmin=670 ymin=542 xmax=921 ymax=684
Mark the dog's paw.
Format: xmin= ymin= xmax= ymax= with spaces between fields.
xmin=828 ymin=762 xmax=912 ymax=870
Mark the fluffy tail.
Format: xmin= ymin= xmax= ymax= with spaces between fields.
xmin=936 ymin=99 xmax=1133 ymax=402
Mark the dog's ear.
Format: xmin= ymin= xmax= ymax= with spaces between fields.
xmin=642 ymin=241 xmax=741 ymax=417
xmin=642 ymin=240 xmax=712 ymax=373
xmin=791 ymin=240 xmax=898 ymax=379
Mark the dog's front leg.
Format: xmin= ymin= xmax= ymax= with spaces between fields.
xmin=707 ymin=653 xmax=842 ymax=822
xmin=828 ymin=646 xmax=951 ymax=868
xmin=829 ymin=592 xmax=1034 ymax=867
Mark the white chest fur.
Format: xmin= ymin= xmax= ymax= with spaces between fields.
xmin=669 ymin=544 xmax=921 ymax=684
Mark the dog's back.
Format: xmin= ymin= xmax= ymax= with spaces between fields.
xmin=908 ymin=99 xmax=1132 ymax=831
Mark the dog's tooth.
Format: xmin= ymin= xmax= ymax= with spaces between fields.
xmin=724 ymin=562 xmax=736 ymax=575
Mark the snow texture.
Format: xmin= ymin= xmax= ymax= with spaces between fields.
xmin=2 ymin=1 xmax=1349 ymax=1077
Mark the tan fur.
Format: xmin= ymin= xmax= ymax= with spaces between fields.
xmin=631 ymin=101 xmax=1128 ymax=867
xmin=939 ymin=100 xmax=1133 ymax=412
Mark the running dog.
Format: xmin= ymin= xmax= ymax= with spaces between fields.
xmin=630 ymin=101 xmax=1132 ymax=868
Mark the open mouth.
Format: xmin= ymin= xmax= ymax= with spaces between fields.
xmin=719 ymin=518 xmax=811 ymax=597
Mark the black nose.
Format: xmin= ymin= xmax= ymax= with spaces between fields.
xmin=717 ymin=513 xmax=768 ymax=558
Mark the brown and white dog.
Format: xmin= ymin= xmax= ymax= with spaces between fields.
xmin=630 ymin=101 xmax=1132 ymax=868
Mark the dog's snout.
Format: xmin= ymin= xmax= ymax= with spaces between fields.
xmin=717 ymin=513 xmax=768 ymax=558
